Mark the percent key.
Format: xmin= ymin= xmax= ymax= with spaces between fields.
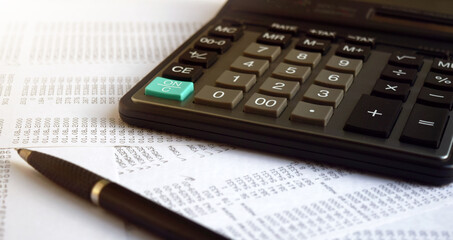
xmin=425 ymin=72 xmax=453 ymax=91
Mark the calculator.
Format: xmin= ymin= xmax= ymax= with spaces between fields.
xmin=120 ymin=0 xmax=453 ymax=184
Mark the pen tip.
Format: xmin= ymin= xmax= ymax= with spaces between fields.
xmin=16 ymin=149 xmax=31 ymax=162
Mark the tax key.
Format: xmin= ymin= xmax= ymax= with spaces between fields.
xmin=145 ymin=77 xmax=194 ymax=101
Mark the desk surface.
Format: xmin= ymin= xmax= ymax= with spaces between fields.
xmin=0 ymin=0 xmax=452 ymax=239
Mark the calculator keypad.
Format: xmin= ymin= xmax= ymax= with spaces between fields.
xmin=137 ymin=21 xmax=453 ymax=153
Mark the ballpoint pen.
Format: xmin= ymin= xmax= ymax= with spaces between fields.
xmin=16 ymin=148 xmax=229 ymax=240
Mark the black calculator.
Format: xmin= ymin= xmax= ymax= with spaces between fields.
xmin=120 ymin=0 xmax=453 ymax=184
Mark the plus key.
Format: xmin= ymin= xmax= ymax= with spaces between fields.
xmin=344 ymin=95 xmax=402 ymax=137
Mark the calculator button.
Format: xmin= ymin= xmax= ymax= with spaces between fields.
xmin=417 ymin=87 xmax=453 ymax=109
xmin=230 ymin=56 xmax=269 ymax=76
xmin=162 ymin=63 xmax=203 ymax=82
xmin=400 ymin=104 xmax=449 ymax=148
xmin=380 ymin=65 xmax=417 ymax=85
xmin=208 ymin=24 xmax=243 ymax=41
xmin=258 ymin=77 xmax=300 ymax=99
xmin=290 ymin=101 xmax=333 ymax=126
xmin=257 ymin=32 xmax=292 ymax=48
xmin=325 ymin=56 xmax=362 ymax=76
xmin=372 ymin=79 xmax=411 ymax=101
xmin=302 ymin=85 xmax=344 ymax=108
xmin=194 ymin=36 xmax=231 ymax=54
xmin=335 ymin=43 xmax=371 ymax=61
xmin=431 ymin=58 xmax=453 ymax=74
xmin=145 ymin=77 xmax=194 ymax=101
xmin=243 ymin=43 xmax=281 ymax=62
xmin=272 ymin=63 xmax=311 ymax=82
xmin=243 ymin=93 xmax=287 ymax=117
xmin=284 ymin=49 xmax=321 ymax=68
xmin=307 ymin=29 xmax=336 ymax=40
xmin=179 ymin=49 xmax=218 ymax=68
xmin=388 ymin=52 xmax=423 ymax=70
xmin=345 ymin=35 xmax=375 ymax=47
xmin=194 ymin=86 xmax=243 ymax=109
xmin=295 ymin=37 xmax=330 ymax=54
xmin=215 ymin=70 xmax=256 ymax=92
xmin=269 ymin=22 xmax=298 ymax=35
xmin=344 ymin=95 xmax=402 ymax=138
xmin=314 ymin=69 xmax=354 ymax=91
xmin=424 ymin=72 xmax=453 ymax=91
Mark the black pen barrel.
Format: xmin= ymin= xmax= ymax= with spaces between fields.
xmin=99 ymin=182 xmax=228 ymax=240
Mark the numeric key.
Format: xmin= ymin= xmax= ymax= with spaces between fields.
xmin=243 ymin=43 xmax=281 ymax=62
xmin=325 ymin=56 xmax=362 ymax=76
xmin=243 ymin=93 xmax=288 ymax=117
xmin=303 ymin=85 xmax=344 ymax=108
xmin=194 ymin=86 xmax=243 ymax=109
xmin=230 ymin=56 xmax=269 ymax=76
xmin=215 ymin=71 xmax=256 ymax=92
xmin=258 ymin=78 xmax=300 ymax=99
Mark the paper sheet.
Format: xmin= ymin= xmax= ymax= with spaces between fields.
xmin=1 ymin=0 xmax=453 ymax=239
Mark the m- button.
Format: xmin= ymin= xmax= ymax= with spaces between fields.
xmin=344 ymin=95 xmax=402 ymax=138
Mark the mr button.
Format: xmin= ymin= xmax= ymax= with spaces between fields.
xmin=162 ymin=63 xmax=203 ymax=82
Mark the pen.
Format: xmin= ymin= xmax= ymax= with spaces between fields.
xmin=16 ymin=148 xmax=229 ymax=240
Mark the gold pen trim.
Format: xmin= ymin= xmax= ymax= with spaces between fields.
xmin=90 ymin=179 xmax=110 ymax=205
